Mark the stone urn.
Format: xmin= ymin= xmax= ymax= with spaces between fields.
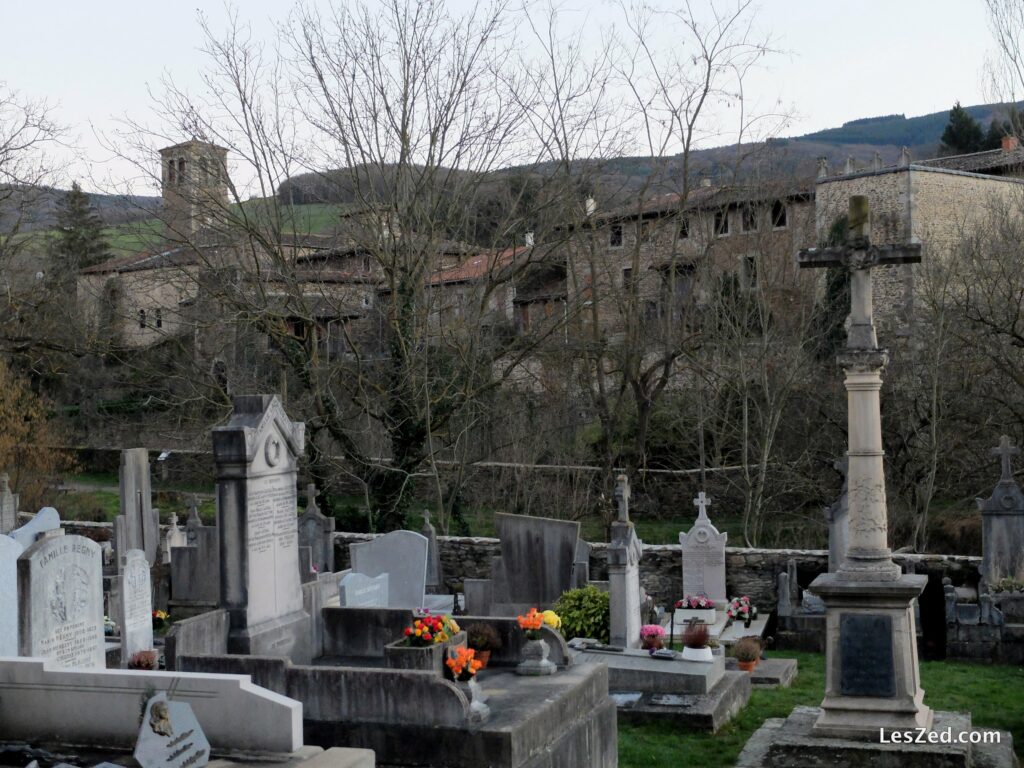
xmin=516 ymin=637 xmax=557 ymax=676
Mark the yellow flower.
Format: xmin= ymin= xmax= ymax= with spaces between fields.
xmin=448 ymin=619 xmax=460 ymax=633
xmin=541 ymin=610 xmax=561 ymax=629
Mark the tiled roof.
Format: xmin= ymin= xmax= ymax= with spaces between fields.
xmin=591 ymin=182 xmax=813 ymax=225
xmin=427 ymin=245 xmax=524 ymax=285
xmin=80 ymin=247 xmax=202 ymax=275
xmin=915 ymin=147 xmax=1024 ymax=174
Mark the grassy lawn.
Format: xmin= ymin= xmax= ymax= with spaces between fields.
xmin=619 ymin=651 xmax=1024 ymax=767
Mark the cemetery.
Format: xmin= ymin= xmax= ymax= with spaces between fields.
xmin=1 ymin=188 xmax=1023 ymax=764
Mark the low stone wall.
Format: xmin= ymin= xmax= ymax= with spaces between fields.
xmin=334 ymin=532 xmax=982 ymax=609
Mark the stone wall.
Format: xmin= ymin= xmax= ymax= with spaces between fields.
xmin=334 ymin=531 xmax=981 ymax=610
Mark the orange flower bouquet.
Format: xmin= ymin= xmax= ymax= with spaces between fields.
xmin=445 ymin=646 xmax=483 ymax=681
xmin=517 ymin=607 xmax=545 ymax=641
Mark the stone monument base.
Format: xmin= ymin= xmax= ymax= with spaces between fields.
xmin=229 ymin=609 xmax=312 ymax=664
xmin=736 ymin=706 xmax=1017 ymax=768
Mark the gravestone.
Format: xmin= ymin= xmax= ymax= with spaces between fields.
xmin=117 ymin=448 xmax=159 ymax=566
xmin=0 ymin=473 xmax=19 ymax=534
xmin=679 ymin=492 xmax=727 ymax=606
xmin=171 ymin=498 xmax=220 ymax=607
xmin=572 ymin=539 xmax=591 ymax=589
xmin=18 ymin=532 xmax=105 ymax=668
xmin=134 ymin=692 xmax=210 ymax=768
xmin=350 ymin=530 xmax=428 ymax=609
xmin=161 ymin=512 xmax=188 ymax=565
xmin=825 ymin=457 xmax=850 ymax=572
xmin=421 ymin=509 xmax=442 ymax=592
xmin=0 ymin=534 xmax=24 ymax=655
xmin=493 ymin=512 xmax=580 ymax=608
xmin=977 ymin=435 xmax=1024 ymax=585
xmin=338 ymin=571 xmax=390 ymax=607
xmin=608 ymin=475 xmax=643 ymax=649
xmin=213 ymin=394 xmax=310 ymax=661
xmin=10 ymin=507 xmax=60 ymax=549
xmin=297 ymin=483 xmax=335 ymax=575
xmin=119 ymin=549 xmax=154 ymax=667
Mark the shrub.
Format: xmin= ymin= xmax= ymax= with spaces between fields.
xmin=554 ymin=586 xmax=610 ymax=643
xmin=466 ymin=622 xmax=502 ymax=652
xmin=732 ymin=636 xmax=762 ymax=662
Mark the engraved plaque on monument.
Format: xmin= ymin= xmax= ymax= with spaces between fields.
xmin=212 ymin=395 xmax=310 ymax=662
xmin=839 ymin=613 xmax=895 ymax=697
xmin=134 ymin=692 xmax=210 ymax=768
xmin=18 ymin=533 xmax=104 ymax=668
xmin=119 ymin=548 xmax=154 ymax=667
xmin=338 ymin=571 xmax=389 ymax=607
xmin=679 ymin=492 xmax=727 ymax=605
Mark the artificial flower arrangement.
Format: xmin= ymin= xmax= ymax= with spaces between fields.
xmin=675 ymin=595 xmax=716 ymax=610
xmin=445 ymin=646 xmax=484 ymax=681
xmin=402 ymin=611 xmax=460 ymax=647
xmin=639 ymin=624 xmax=666 ymax=652
xmin=726 ymin=596 xmax=757 ymax=625
xmin=151 ymin=609 xmax=170 ymax=631
xmin=517 ymin=607 xmax=560 ymax=640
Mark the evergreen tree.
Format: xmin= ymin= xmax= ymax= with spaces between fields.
xmin=52 ymin=182 xmax=109 ymax=272
xmin=939 ymin=102 xmax=984 ymax=156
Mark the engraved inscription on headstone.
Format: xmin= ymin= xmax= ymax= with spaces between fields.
xmin=134 ymin=693 xmax=210 ymax=768
xmin=679 ymin=493 xmax=727 ymax=604
xmin=120 ymin=548 xmax=154 ymax=666
xmin=338 ymin=571 xmax=389 ymax=607
xmin=18 ymin=534 xmax=104 ymax=668
xmin=839 ymin=613 xmax=895 ymax=697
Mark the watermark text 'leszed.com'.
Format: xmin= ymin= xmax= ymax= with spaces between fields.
xmin=880 ymin=728 xmax=1000 ymax=746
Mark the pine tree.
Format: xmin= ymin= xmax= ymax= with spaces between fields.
xmin=939 ymin=102 xmax=984 ymax=156
xmin=52 ymin=182 xmax=109 ymax=272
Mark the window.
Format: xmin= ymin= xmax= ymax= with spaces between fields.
xmin=622 ymin=267 xmax=633 ymax=289
xmin=515 ymin=303 xmax=531 ymax=332
xmin=679 ymin=218 xmax=689 ymax=239
xmin=771 ymin=200 xmax=787 ymax=229
xmin=177 ymin=158 xmax=186 ymax=184
xmin=609 ymin=223 xmax=623 ymax=248
xmin=659 ymin=264 xmax=695 ymax=323
xmin=155 ymin=309 xmax=163 ymax=329
xmin=138 ymin=310 xmax=146 ymax=328
xmin=714 ymin=209 xmax=730 ymax=237
xmin=742 ymin=206 xmax=758 ymax=233
xmin=741 ymin=255 xmax=758 ymax=289
xmin=638 ymin=221 xmax=653 ymax=242
xmin=167 ymin=160 xmax=176 ymax=185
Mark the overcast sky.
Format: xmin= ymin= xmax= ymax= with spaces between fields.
xmin=1 ymin=0 xmax=995 ymax=193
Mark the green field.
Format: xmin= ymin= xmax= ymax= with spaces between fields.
xmin=619 ymin=651 xmax=1024 ymax=767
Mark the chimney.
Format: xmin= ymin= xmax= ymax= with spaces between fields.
xmin=817 ymin=157 xmax=829 ymax=179
xmin=898 ymin=146 xmax=911 ymax=167
xmin=1002 ymin=135 xmax=1019 ymax=152
xmin=700 ymin=177 xmax=712 ymax=188
xmin=584 ymin=197 xmax=597 ymax=217
xmin=843 ymin=156 xmax=855 ymax=175
xmin=524 ymin=231 xmax=535 ymax=247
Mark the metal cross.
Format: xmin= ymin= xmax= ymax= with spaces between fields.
xmin=693 ymin=491 xmax=711 ymax=517
xmin=993 ymin=435 xmax=1020 ymax=483
xmin=797 ymin=195 xmax=921 ymax=351
xmin=614 ymin=474 xmax=630 ymax=522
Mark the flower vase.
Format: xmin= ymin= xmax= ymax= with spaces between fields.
xmin=468 ymin=677 xmax=490 ymax=722
xmin=681 ymin=645 xmax=714 ymax=662
xmin=744 ymin=617 xmax=752 ymax=629
xmin=516 ymin=637 xmax=556 ymax=676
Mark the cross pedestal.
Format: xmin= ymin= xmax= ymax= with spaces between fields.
xmin=799 ymin=195 xmax=931 ymax=738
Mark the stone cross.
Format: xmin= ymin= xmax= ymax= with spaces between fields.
xmin=614 ymin=475 xmax=630 ymax=522
xmin=693 ymin=491 xmax=711 ymax=518
xmin=993 ymin=435 xmax=1019 ymax=483
xmin=306 ymin=484 xmax=320 ymax=515
xmin=798 ymin=195 xmax=920 ymax=582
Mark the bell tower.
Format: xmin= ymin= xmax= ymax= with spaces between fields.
xmin=159 ymin=140 xmax=229 ymax=242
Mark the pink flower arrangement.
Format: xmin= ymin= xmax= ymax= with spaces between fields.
xmin=726 ymin=596 xmax=757 ymax=622
xmin=675 ymin=595 xmax=715 ymax=610
xmin=639 ymin=624 xmax=666 ymax=640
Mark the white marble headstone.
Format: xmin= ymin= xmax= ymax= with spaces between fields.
xmin=18 ymin=533 xmax=104 ymax=668
xmin=338 ymin=571 xmax=389 ymax=607
xmin=679 ymin=493 xmax=728 ymax=606
xmin=134 ymin=692 xmax=210 ymax=768
xmin=119 ymin=548 xmax=154 ymax=667
xmin=10 ymin=507 xmax=60 ymax=549
xmin=0 ymin=534 xmax=25 ymax=655
xmin=350 ymin=530 xmax=428 ymax=609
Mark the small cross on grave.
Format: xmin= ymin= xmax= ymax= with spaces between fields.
xmin=693 ymin=491 xmax=711 ymax=518
xmin=993 ymin=435 xmax=1020 ymax=483
xmin=614 ymin=474 xmax=630 ymax=522
xmin=306 ymin=483 xmax=320 ymax=515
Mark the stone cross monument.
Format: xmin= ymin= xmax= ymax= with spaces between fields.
xmin=614 ymin=474 xmax=631 ymax=523
xmin=608 ymin=474 xmax=642 ymax=648
xmin=977 ymin=435 xmax=1024 ymax=585
xmin=798 ymin=195 xmax=932 ymax=737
